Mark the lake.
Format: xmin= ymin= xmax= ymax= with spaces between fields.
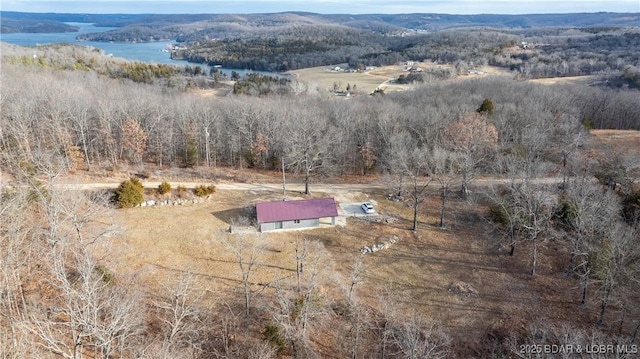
xmin=0 ymin=23 xmax=274 ymax=77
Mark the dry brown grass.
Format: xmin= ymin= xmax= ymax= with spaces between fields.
xmin=101 ymin=183 xmax=612 ymax=353
xmin=57 ymin=130 xmax=640 ymax=354
xmin=188 ymin=62 xmax=592 ymax=100
xmin=586 ymin=130 xmax=640 ymax=185
xmin=589 ymin=129 xmax=640 ymax=158
xmin=88 ymin=132 xmax=640 ymax=354
xmin=105 ymin=190 xmax=268 ymax=290
xmin=529 ymin=75 xmax=597 ymax=85
xmin=290 ymin=65 xmax=394 ymax=94
xmin=289 ymin=63 xmax=519 ymax=96
xmin=190 ymin=86 xmax=234 ymax=98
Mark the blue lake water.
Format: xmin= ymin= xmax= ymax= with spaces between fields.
xmin=0 ymin=23 xmax=276 ymax=77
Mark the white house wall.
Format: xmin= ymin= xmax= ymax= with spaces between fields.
xmin=260 ymin=218 xmax=322 ymax=232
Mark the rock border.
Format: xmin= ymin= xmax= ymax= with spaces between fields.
xmin=361 ymin=235 xmax=399 ymax=254
xmin=138 ymin=194 xmax=212 ymax=207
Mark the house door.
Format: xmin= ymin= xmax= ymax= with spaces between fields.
xmin=274 ymin=221 xmax=283 ymax=229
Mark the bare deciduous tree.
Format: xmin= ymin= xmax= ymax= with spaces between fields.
xmin=348 ymin=255 xmax=365 ymax=304
xmin=221 ymin=233 xmax=264 ymax=318
xmin=387 ymin=131 xmax=432 ymax=231
xmin=23 ymin=245 xmax=142 ymax=359
xmin=271 ymin=242 xmax=324 ymax=358
xmin=58 ymin=190 xmax=118 ymax=245
xmin=390 ymin=314 xmax=451 ymax=359
xmin=593 ymin=223 xmax=639 ymax=326
xmin=431 ymin=147 xmax=461 ymax=229
xmin=512 ymin=181 xmax=554 ymax=276
xmin=441 ymin=112 xmax=498 ymax=195
xmin=489 ymin=179 xmax=553 ymax=275
xmin=295 ymin=237 xmax=307 ymax=293
xmin=284 ymin=104 xmax=329 ymax=195
xmin=153 ymin=273 xmax=205 ymax=355
xmin=554 ymin=175 xmax=620 ymax=304
xmin=0 ymin=188 xmax=33 ymax=358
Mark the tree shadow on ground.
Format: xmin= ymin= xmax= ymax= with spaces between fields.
xmin=212 ymin=207 xmax=255 ymax=225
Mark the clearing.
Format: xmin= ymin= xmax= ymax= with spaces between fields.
xmin=97 ymin=175 xmax=604 ymax=353
xmin=289 ymin=65 xmax=402 ymax=94
xmin=192 ymin=62 xmax=597 ymax=99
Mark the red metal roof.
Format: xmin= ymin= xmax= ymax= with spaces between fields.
xmin=256 ymin=198 xmax=338 ymax=223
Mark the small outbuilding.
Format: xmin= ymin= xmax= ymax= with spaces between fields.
xmin=256 ymin=198 xmax=338 ymax=232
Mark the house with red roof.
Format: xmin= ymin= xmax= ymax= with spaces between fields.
xmin=256 ymin=198 xmax=338 ymax=232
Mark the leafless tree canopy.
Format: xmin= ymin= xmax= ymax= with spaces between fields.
xmin=2 ymin=40 xmax=640 ymax=358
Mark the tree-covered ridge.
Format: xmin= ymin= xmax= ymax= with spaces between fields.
xmin=173 ymin=26 xmax=378 ymax=71
xmin=488 ymin=27 xmax=640 ymax=80
xmin=3 ymin=11 xmax=638 ymax=81
xmin=2 ymin=42 xmax=639 ymax=177
xmin=0 ymin=43 xmax=202 ymax=88
xmin=0 ymin=18 xmax=79 ymax=34
xmin=76 ymin=26 xmax=175 ymax=42
xmin=2 ymin=11 xmax=639 ymax=34
xmin=173 ymin=25 xmax=640 ymax=80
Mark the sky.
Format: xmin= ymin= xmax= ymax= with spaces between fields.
xmin=1 ymin=0 xmax=639 ymax=15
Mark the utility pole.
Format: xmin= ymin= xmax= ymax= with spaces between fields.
xmin=282 ymin=156 xmax=286 ymax=197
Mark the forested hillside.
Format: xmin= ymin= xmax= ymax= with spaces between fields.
xmin=2 ymin=41 xmax=639 ymax=174
xmin=3 ymin=11 xmax=639 ymax=80
xmin=0 ymin=18 xmax=79 ymax=33
xmin=1 ymin=37 xmax=640 ymax=358
xmin=7 ymin=20 xmax=640 ymax=83
xmin=3 ymin=11 xmax=639 ymax=33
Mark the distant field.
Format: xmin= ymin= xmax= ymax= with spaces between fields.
xmin=589 ymin=129 xmax=640 ymax=163
xmin=193 ymin=63 xmax=596 ymax=98
xmin=289 ymin=65 xmax=402 ymax=95
xmin=291 ymin=63 xmax=605 ymax=94
xmin=291 ymin=63 xmax=518 ymax=95
xmin=529 ymin=75 xmax=597 ymax=85
xmin=289 ymin=62 xmax=473 ymax=95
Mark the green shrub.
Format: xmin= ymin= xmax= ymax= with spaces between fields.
xmin=194 ymin=184 xmax=216 ymax=197
xmin=184 ymin=139 xmax=198 ymax=168
xmin=94 ymin=264 xmax=113 ymax=285
xmin=488 ymin=203 xmax=509 ymax=225
xmin=477 ymin=98 xmax=494 ymax=115
xmin=114 ymin=177 xmax=144 ymax=208
xmin=291 ymin=296 xmax=304 ymax=321
xmin=27 ymin=179 xmax=50 ymax=203
xmin=621 ymin=191 xmax=640 ymax=224
xmin=244 ymin=151 xmax=257 ymax=168
xmin=553 ymin=196 xmax=577 ymax=229
xmin=158 ymin=181 xmax=171 ymax=195
xmin=263 ymin=324 xmax=285 ymax=353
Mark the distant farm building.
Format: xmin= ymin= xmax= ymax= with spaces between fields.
xmin=256 ymin=198 xmax=338 ymax=232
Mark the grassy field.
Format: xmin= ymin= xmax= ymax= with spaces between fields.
xmin=589 ymin=129 xmax=640 ymax=161
xmin=585 ymin=130 xmax=640 ymax=187
xmin=289 ymin=65 xmax=400 ymax=94
xmin=529 ymin=75 xmax=597 ymax=85
xmin=102 ymin=180 xmax=601 ymax=349
xmin=192 ymin=63 xmax=595 ymax=99
xmin=288 ymin=62 xmax=592 ymax=96
xmin=289 ymin=62 xmax=464 ymax=95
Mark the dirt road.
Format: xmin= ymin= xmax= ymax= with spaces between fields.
xmin=24 ymin=176 xmax=570 ymax=193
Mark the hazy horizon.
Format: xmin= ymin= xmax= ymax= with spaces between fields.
xmin=2 ymin=0 xmax=639 ymax=15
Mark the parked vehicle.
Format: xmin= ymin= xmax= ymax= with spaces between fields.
xmin=361 ymin=202 xmax=375 ymax=214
